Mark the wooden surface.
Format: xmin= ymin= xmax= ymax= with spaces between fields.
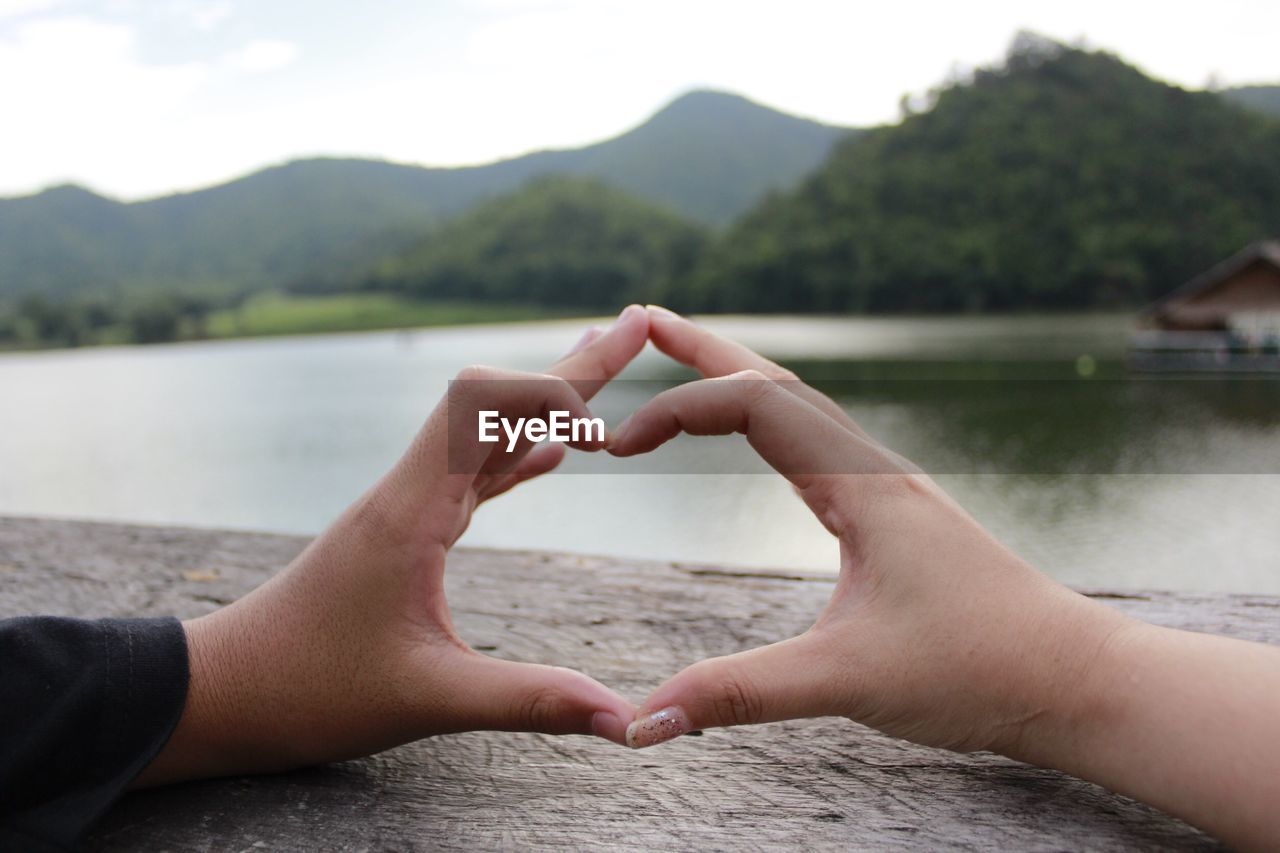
xmin=3 ymin=516 xmax=1277 ymax=851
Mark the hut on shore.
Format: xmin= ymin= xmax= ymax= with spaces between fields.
xmin=1129 ymin=240 xmax=1280 ymax=371
xmin=1139 ymin=240 xmax=1280 ymax=333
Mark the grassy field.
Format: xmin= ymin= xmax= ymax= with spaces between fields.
xmin=205 ymin=293 xmax=566 ymax=339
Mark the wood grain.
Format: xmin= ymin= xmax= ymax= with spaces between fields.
xmin=3 ymin=515 xmax=1274 ymax=851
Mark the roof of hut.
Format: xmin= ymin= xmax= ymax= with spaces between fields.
xmin=1141 ymin=240 xmax=1280 ymax=329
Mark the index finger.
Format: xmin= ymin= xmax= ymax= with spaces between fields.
xmin=608 ymin=372 xmax=907 ymax=534
xmin=645 ymin=305 xmax=871 ymax=440
xmin=546 ymin=304 xmax=649 ymax=402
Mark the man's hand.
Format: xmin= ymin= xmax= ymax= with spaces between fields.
xmin=138 ymin=305 xmax=649 ymax=784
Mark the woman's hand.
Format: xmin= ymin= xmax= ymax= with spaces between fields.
xmin=138 ymin=306 xmax=649 ymax=784
xmin=610 ymin=306 xmax=1280 ymax=850
xmin=609 ymin=306 xmax=1126 ymax=754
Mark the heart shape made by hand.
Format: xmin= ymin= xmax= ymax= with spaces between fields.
xmin=147 ymin=304 xmax=1128 ymax=796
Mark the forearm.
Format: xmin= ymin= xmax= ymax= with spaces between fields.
xmin=133 ymin=610 xmax=305 ymax=787
xmin=134 ymin=575 xmax=426 ymax=787
xmin=1010 ymin=618 xmax=1280 ymax=849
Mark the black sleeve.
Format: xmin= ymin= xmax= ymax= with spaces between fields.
xmin=0 ymin=616 xmax=189 ymax=852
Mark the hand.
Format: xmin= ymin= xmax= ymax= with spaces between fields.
xmin=609 ymin=306 xmax=1131 ymax=753
xmin=610 ymin=307 xmax=1280 ymax=849
xmin=138 ymin=305 xmax=650 ymax=784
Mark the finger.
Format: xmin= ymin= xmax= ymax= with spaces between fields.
xmin=393 ymin=367 xmax=602 ymax=516
xmin=609 ymin=372 xmax=901 ymax=495
xmin=395 ymin=307 xmax=645 ymax=510
xmin=646 ymin=304 xmax=790 ymax=379
xmin=447 ymin=366 xmax=605 ymax=478
xmin=547 ymin=304 xmax=649 ymax=402
xmin=561 ymin=325 xmax=604 ymax=359
xmin=645 ymin=304 xmax=871 ymax=440
xmin=476 ymin=443 xmax=565 ymax=504
xmin=464 ymin=310 xmax=644 ymax=503
xmin=447 ymin=654 xmax=636 ymax=746
xmin=625 ymin=633 xmax=844 ymax=748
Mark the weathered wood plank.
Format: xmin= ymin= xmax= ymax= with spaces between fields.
xmin=3 ymin=515 xmax=1273 ymax=850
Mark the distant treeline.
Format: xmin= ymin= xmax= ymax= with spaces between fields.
xmin=4 ymin=35 xmax=1280 ymax=348
xmin=0 ymin=293 xmax=219 ymax=349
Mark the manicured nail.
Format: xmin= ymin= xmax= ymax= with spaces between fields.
xmin=625 ymin=706 xmax=691 ymax=749
xmin=564 ymin=326 xmax=603 ymax=357
xmin=591 ymin=711 xmax=627 ymax=745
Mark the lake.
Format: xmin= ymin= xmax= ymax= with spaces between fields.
xmin=1 ymin=313 xmax=1278 ymax=594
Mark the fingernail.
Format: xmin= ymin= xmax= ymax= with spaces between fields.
xmin=645 ymin=304 xmax=680 ymax=320
xmin=591 ymin=711 xmax=627 ymax=745
xmin=625 ymin=706 xmax=691 ymax=749
xmin=564 ymin=326 xmax=602 ymax=357
xmin=605 ymin=417 xmax=631 ymax=451
xmin=610 ymin=304 xmax=644 ymax=329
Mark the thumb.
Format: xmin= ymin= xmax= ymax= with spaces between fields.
xmin=626 ymin=633 xmax=844 ymax=749
xmin=448 ymin=654 xmax=636 ymax=746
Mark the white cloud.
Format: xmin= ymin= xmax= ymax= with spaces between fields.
xmin=0 ymin=0 xmax=60 ymax=20
xmin=225 ymin=38 xmax=298 ymax=73
xmin=182 ymin=0 xmax=233 ymax=31
xmin=92 ymin=0 xmax=232 ymax=30
xmin=2 ymin=0 xmax=1279 ymax=199
xmin=0 ymin=16 xmax=209 ymax=196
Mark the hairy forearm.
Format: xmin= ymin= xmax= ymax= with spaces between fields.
xmin=1010 ymin=618 xmax=1280 ymax=849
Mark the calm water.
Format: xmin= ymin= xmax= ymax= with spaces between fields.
xmin=1 ymin=314 xmax=1278 ymax=594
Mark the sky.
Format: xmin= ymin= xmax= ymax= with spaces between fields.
xmin=2 ymin=0 xmax=1278 ymax=200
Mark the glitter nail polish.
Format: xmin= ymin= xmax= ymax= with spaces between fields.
xmin=625 ymin=706 xmax=691 ymax=749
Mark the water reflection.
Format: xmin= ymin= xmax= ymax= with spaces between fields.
xmin=0 ymin=315 xmax=1276 ymax=594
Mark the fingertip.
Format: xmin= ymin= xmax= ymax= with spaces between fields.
xmin=644 ymin=305 xmax=697 ymax=362
xmin=567 ymin=429 xmax=609 ymax=454
xmin=625 ymin=705 xmax=692 ymax=749
xmin=617 ymin=303 xmax=647 ymax=326
xmin=525 ymin=441 xmax=566 ymax=472
xmin=604 ymin=418 xmax=632 ymax=454
xmin=562 ymin=672 xmax=636 ymax=744
xmin=610 ymin=304 xmax=650 ymax=348
xmin=595 ymin=304 xmax=646 ymax=343
xmin=564 ymin=325 xmax=604 ymax=358
xmin=591 ymin=710 xmax=630 ymax=746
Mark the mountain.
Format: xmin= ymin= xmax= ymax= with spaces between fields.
xmin=1222 ymin=85 xmax=1280 ymax=117
xmin=0 ymin=91 xmax=849 ymax=302
xmin=513 ymin=91 xmax=850 ymax=225
xmin=683 ymin=36 xmax=1280 ymax=313
xmin=367 ymin=176 xmax=707 ymax=309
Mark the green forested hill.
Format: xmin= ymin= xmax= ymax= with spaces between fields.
xmin=367 ymin=176 xmax=707 ymax=310
xmin=0 ymin=91 xmax=847 ymax=302
xmin=6 ymin=38 xmax=1280 ymax=345
xmin=681 ymin=39 xmax=1280 ymax=313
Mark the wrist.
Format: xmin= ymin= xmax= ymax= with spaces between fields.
xmin=137 ymin=606 xmax=311 ymax=785
xmin=998 ymin=594 xmax=1148 ymax=769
